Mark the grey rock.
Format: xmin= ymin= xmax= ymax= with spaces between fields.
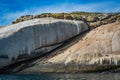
xmin=0 ymin=18 xmax=89 ymax=69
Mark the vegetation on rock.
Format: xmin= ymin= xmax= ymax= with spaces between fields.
xmin=12 ymin=12 xmax=120 ymax=29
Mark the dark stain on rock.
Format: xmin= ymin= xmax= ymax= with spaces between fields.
xmin=0 ymin=55 xmax=9 ymax=59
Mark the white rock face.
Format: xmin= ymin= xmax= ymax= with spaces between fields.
xmin=0 ymin=18 xmax=89 ymax=68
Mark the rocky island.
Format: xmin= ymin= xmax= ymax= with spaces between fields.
xmin=0 ymin=12 xmax=120 ymax=74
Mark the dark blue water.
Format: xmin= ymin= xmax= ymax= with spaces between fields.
xmin=0 ymin=73 xmax=120 ymax=80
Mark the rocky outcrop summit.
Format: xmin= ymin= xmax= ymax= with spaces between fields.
xmin=0 ymin=18 xmax=89 ymax=69
xmin=12 ymin=12 xmax=120 ymax=28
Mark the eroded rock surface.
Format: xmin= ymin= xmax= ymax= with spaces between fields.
xmin=14 ymin=22 xmax=120 ymax=73
xmin=0 ymin=18 xmax=89 ymax=69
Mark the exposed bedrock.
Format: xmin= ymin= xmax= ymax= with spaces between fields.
xmin=0 ymin=18 xmax=89 ymax=69
xmin=10 ymin=22 xmax=120 ymax=74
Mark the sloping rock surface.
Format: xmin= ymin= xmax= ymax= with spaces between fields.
xmin=14 ymin=22 xmax=120 ymax=73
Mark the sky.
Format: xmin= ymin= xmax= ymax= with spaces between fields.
xmin=0 ymin=0 xmax=120 ymax=26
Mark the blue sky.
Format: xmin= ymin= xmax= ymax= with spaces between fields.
xmin=0 ymin=0 xmax=120 ymax=26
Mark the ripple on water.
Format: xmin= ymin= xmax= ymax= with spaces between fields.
xmin=0 ymin=73 xmax=120 ymax=80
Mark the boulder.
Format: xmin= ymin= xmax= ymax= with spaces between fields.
xmin=0 ymin=18 xmax=89 ymax=69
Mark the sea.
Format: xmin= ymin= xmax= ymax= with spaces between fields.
xmin=0 ymin=73 xmax=120 ymax=80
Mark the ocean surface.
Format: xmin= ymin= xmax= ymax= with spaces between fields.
xmin=0 ymin=73 xmax=120 ymax=80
